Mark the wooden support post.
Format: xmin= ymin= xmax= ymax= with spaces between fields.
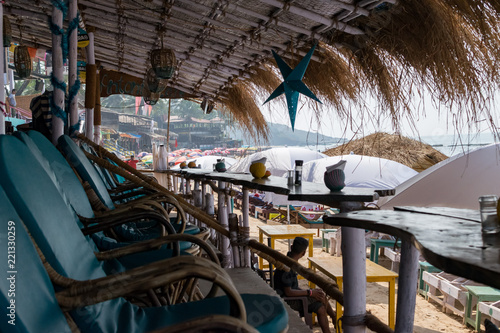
xmin=85 ymin=27 xmax=96 ymax=140
xmin=0 ymin=7 xmax=4 ymax=135
xmin=51 ymin=3 xmax=65 ymax=144
xmin=172 ymin=175 xmax=179 ymax=194
xmin=226 ymin=186 xmax=232 ymax=217
xmin=395 ymin=241 xmax=420 ymax=332
xmin=193 ymin=189 xmax=203 ymax=227
xmin=68 ymin=0 xmax=78 ymax=128
xmin=93 ymin=69 xmax=101 ymax=144
xmin=242 ymin=188 xmax=250 ymax=267
xmin=205 ymin=192 xmax=215 ymax=215
xmin=218 ymin=181 xmax=231 ymax=267
xmin=229 ymin=213 xmax=240 ymax=268
xmin=340 ymin=202 xmax=366 ymax=333
xmin=201 ymin=179 xmax=207 ymax=210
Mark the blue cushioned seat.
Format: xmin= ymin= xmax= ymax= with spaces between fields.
xmin=57 ymin=134 xmax=197 ymax=237
xmin=0 ymin=136 xmax=288 ymax=333
xmin=14 ymin=131 xmax=194 ymax=267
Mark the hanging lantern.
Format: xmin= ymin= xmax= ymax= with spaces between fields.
xmin=201 ymin=97 xmax=215 ymax=114
xmin=14 ymin=45 xmax=32 ymax=79
xmin=144 ymin=91 xmax=160 ymax=105
xmin=150 ymin=47 xmax=176 ymax=79
xmin=3 ymin=16 xmax=12 ymax=48
xmin=144 ymin=68 xmax=167 ymax=93
xmin=143 ymin=83 xmax=160 ymax=105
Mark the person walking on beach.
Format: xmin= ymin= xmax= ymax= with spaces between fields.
xmin=8 ymin=89 xmax=16 ymax=117
xmin=273 ymin=237 xmax=336 ymax=333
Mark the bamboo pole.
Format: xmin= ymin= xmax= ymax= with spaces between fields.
xmin=93 ymin=69 xmax=101 ymax=144
xmin=68 ymin=0 xmax=78 ymax=128
xmin=85 ymin=27 xmax=96 ymax=140
xmin=166 ymin=99 xmax=171 ymax=173
xmin=51 ymin=2 xmax=65 ymax=144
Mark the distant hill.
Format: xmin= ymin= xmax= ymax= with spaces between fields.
xmin=227 ymin=122 xmax=344 ymax=148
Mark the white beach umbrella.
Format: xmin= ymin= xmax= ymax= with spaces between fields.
xmin=227 ymin=147 xmax=326 ymax=177
xmin=302 ymin=154 xmax=418 ymax=190
xmin=378 ymin=143 xmax=500 ymax=209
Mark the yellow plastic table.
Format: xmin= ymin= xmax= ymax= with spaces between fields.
xmin=258 ymin=224 xmax=315 ymax=270
xmin=308 ymin=256 xmax=398 ymax=329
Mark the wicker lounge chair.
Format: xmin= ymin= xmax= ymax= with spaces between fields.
xmin=0 ymin=136 xmax=289 ymax=332
xmin=0 ymin=188 xmax=257 ymax=333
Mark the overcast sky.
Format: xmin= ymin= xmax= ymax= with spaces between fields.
xmin=261 ymin=93 xmax=498 ymax=140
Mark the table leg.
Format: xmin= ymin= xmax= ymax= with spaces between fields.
xmin=341 ymin=226 xmax=366 ymax=333
xmin=389 ymin=278 xmax=396 ymax=329
xmin=308 ymin=236 xmax=314 ymax=269
xmin=258 ymin=231 xmax=264 ymax=270
xmin=395 ymin=240 xmax=419 ymax=332
xmin=336 ymin=279 xmax=343 ymax=326
xmin=242 ymin=188 xmax=250 ymax=267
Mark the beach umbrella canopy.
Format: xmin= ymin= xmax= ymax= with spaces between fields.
xmin=378 ymin=143 xmax=500 ymax=210
xmin=228 ymin=147 xmax=326 ymax=177
xmin=302 ymin=154 xmax=418 ymax=190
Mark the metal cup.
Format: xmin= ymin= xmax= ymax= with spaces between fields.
xmin=287 ymin=170 xmax=294 ymax=186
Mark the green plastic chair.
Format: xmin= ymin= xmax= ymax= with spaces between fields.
xmin=0 ymin=136 xmax=289 ymax=333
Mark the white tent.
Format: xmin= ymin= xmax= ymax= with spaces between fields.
xmin=172 ymin=156 xmax=237 ymax=170
xmin=302 ymin=154 xmax=418 ymax=190
xmin=227 ymin=147 xmax=326 ymax=177
xmin=264 ymin=154 xmax=416 ymax=206
xmin=378 ymin=143 xmax=500 ymax=209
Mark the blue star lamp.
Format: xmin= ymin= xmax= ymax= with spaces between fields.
xmin=263 ymin=44 xmax=322 ymax=130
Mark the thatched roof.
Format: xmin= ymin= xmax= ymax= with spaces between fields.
xmin=322 ymin=132 xmax=448 ymax=172
xmin=3 ymin=0 xmax=500 ymax=139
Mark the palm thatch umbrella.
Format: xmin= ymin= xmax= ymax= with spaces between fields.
xmin=322 ymin=132 xmax=448 ymax=172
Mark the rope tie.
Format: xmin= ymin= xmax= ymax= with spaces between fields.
xmin=337 ymin=313 xmax=367 ymax=332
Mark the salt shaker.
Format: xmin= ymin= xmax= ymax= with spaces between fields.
xmin=478 ymin=195 xmax=500 ymax=234
xmin=294 ymin=160 xmax=303 ymax=185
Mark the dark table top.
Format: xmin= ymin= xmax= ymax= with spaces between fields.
xmin=178 ymin=170 xmax=381 ymax=204
xmin=323 ymin=207 xmax=500 ymax=289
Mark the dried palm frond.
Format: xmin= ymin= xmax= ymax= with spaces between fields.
xmin=219 ymin=82 xmax=269 ymax=142
xmin=323 ymin=132 xmax=448 ymax=172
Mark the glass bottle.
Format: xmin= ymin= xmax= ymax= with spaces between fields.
xmin=294 ymin=160 xmax=303 ymax=185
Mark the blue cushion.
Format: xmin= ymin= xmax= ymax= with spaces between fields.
xmin=0 ymin=186 xmax=72 ymax=333
xmin=58 ymin=135 xmax=116 ymax=210
xmin=25 ymin=130 xmax=96 ymax=219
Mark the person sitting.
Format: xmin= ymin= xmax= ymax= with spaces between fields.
xmin=273 ymin=237 xmax=336 ymax=333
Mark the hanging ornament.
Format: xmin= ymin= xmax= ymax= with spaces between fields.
xmin=150 ymin=35 xmax=176 ymax=79
xmin=14 ymin=45 xmax=32 ymax=79
xmin=263 ymin=43 xmax=322 ymax=131
xmin=77 ymin=60 xmax=87 ymax=81
xmin=3 ymin=16 xmax=12 ymax=48
xmin=77 ymin=28 xmax=89 ymax=48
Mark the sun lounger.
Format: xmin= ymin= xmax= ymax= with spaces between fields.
xmin=0 ymin=187 xmax=259 ymax=333
xmin=0 ymin=135 xmax=289 ymax=332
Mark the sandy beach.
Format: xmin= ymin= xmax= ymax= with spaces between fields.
xmin=239 ymin=207 xmax=473 ymax=333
